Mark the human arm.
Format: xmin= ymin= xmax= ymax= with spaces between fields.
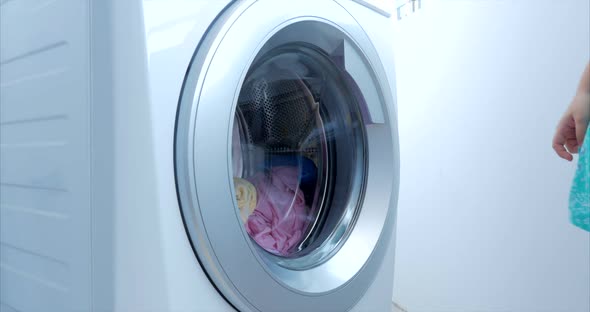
xmin=553 ymin=62 xmax=590 ymax=161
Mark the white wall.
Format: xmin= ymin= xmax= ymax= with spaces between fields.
xmin=392 ymin=1 xmax=590 ymax=311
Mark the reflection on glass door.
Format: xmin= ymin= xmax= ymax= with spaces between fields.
xmin=231 ymin=44 xmax=368 ymax=268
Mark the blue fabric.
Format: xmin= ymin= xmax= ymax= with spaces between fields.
xmin=569 ymin=126 xmax=590 ymax=232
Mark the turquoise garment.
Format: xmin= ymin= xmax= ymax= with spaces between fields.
xmin=570 ymin=126 xmax=590 ymax=232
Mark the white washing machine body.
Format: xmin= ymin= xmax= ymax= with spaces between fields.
xmin=0 ymin=0 xmax=399 ymax=311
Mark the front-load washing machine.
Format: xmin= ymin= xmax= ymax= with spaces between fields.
xmin=0 ymin=0 xmax=399 ymax=311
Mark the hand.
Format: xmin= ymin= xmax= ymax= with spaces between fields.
xmin=553 ymin=92 xmax=590 ymax=161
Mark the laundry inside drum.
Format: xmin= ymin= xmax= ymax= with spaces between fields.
xmin=231 ymin=44 xmax=367 ymax=263
xmin=232 ymin=69 xmax=326 ymax=257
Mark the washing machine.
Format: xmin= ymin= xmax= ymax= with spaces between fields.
xmin=0 ymin=0 xmax=399 ymax=311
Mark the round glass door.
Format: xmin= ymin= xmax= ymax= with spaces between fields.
xmin=174 ymin=1 xmax=398 ymax=309
xmin=231 ymin=44 xmax=367 ymax=267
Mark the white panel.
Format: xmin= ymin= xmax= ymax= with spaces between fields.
xmin=1 ymin=145 xmax=69 ymax=190
xmin=0 ymin=0 xmax=72 ymax=65
xmin=0 ymin=45 xmax=70 ymax=88
xmin=0 ymin=119 xmax=67 ymax=144
xmin=143 ymin=0 xmax=237 ymax=311
xmin=0 ymin=0 xmax=91 ymax=311
xmin=0 ymin=69 xmax=72 ymax=123
xmin=0 ymin=206 xmax=70 ymax=267
xmin=351 ymin=0 xmax=395 ymax=16
xmin=0 ymin=264 xmax=67 ymax=312
xmin=0 ymin=243 xmax=68 ymax=291
xmin=0 ymin=302 xmax=19 ymax=312
xmin=0 ymin=184 xmax=71 ymax=233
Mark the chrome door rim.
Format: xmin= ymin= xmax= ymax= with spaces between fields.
xmin=174 ymin=1 xmax=399 ymax=311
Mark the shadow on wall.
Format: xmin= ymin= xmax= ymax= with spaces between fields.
xmin=392 ymin=0 xmax=590 ymax=312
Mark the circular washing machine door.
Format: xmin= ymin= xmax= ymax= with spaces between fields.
xmin=174 ymin=0 xmax=399 ymax=311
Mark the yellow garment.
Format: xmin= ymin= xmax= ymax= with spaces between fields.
xmin=233 ymin=177 xmax=257 ymax=223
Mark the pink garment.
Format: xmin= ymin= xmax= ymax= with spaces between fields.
xmin=246 ymin=166 xmax=309 ymax=255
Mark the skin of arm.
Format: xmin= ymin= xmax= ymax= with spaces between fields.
xmin=553 ymin=62 xmax=590 ymax=161
xmin=577 ymin=62 xmax=590 ymax=94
